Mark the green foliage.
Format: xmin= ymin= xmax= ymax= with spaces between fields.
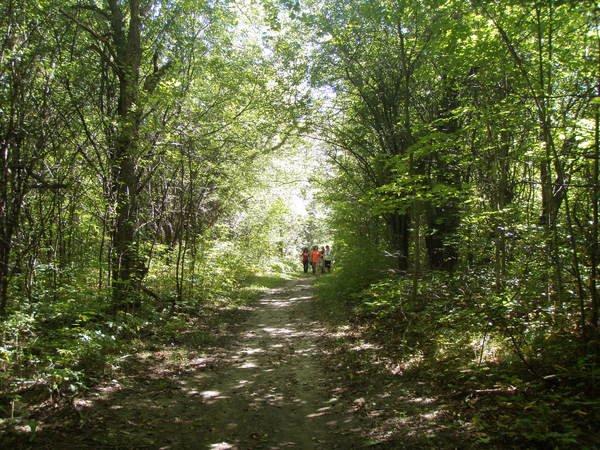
xmin=0 ymin=0 xmax=316 ymax=423
xmin=1 ymin=0 xmax=599 ymax=446
xmin=318 ymin=264 xmax=599 ymax=447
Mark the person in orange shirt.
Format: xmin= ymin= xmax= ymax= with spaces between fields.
xmin=310 ymin=246 xmax=320 ymax=275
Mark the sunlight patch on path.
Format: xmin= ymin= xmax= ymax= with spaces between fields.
xmin=29 ymin=278 xmax=366 ymax=449
xmin=181 ymin=278 xmax=361 ymax=448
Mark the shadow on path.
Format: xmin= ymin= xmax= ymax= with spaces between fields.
xmin=25 ymin=278 xmax=367 ymax=449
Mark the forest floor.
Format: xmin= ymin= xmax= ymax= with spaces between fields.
xmin=3 ymin=277 xmax=483 ymax=449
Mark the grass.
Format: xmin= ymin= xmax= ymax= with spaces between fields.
xmin=243 ymin=273 xmax=292 ymax=290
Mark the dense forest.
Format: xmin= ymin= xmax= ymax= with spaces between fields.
xmin=1 ymin=0 xmax=598 ymax=448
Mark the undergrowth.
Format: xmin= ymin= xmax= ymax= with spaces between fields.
xmin=316 ymin=268 xmax=600 ymax=449
xmin=0 ymin=269 xmax=287 ymax=433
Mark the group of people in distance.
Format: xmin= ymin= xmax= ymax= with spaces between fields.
xmin=301 ymin=245 xmax=333 ymax=275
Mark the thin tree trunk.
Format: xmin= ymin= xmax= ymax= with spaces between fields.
xmin=589 ymin=27 xmax=600 ymax=335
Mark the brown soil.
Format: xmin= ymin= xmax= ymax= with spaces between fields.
xmin=14 ymin=278 xmax=375 ymax=449
xmin=5 ymin=277 xmax=482 ymax=449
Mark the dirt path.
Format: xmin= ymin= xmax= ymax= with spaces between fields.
xmin=29 ymin=278 xmax=368 ymax=449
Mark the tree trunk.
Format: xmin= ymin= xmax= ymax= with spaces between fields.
xmin=388 ymin=212 xmax=410 ymax=271
xmin=426 ymin=203 xmax=459 ymax=271
xmin=0 ymin=242 xmax=10 ymax=315
xmin=425 ymin=79 xmax=460 ymax=272
xmin=109 ymin=0 xmax=143 ymax=311
xmin=112 ymin=155 xmax=139 ymax=310
xmin=587 ymin=32 xmax=600 ymax=337
xmin=0 ymin=139 xmax=11 ymax=315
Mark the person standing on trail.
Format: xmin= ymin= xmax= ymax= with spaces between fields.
xmin=319 ymin=247 xmax=325 ymax=274
xmin=324 ymin=245 xmax=333 ymax=273
xmin=310 ymin=246 xmax=320 ymax=275
xmin=301 ymin=247 xmax=310 ymax=273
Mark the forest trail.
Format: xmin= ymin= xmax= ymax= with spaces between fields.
xmin=30 ymin=278 xmax=371 ymax=449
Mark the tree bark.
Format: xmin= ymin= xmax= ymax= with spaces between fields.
xmin=425 ymin=79 xmax=461 ymax=272
xmin=109 ymin=0 xmax=143 ymax=311
xmin=388 ymin=212 xmax=410 ymax=271
xmin=591 ymin=74 xmax=600 ymax=333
